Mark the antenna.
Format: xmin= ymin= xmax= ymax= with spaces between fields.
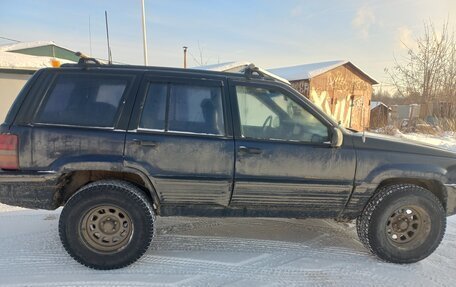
xmin=183 ymin=46 xmax=188 ymax=68
xmin=105 ymin=10 xmax=112 ymax=64
xmin=89 ymin=16 xmax=93 ymax=56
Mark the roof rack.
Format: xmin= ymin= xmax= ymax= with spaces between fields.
xmin=243 ymin=64 xmax=290 ymax=85
xmin=75 ymin=51 xmax=101 ymax=65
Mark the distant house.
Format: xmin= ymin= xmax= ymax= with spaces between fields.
xmin=0 ymin=41 xmax=77 ymax=121
xmin=370 ymin=101 xmax=391 ymax=129
xmin=390 ymin=104 xmax=421 ymax=123
xmin=269 ymin=61 xmax=378 ymax=131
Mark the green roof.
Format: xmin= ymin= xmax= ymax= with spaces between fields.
xmin=10 ymin=45 xmax=79 ymax=62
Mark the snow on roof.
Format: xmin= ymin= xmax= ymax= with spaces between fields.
xmin=193 ymin=61 xmax=251 ymax=72
xmin=0 ymin=41 xmax=57 ymax=52
xmin=0 ymin=51 xmax=74 ymax=70
xmin=370 ymin=101 xmax=390 ymax=110
xmin=194 ymin=61 xmax=291 ymax=85
xmin=269 ymin=60 xmax=347 ymax=81
xmin=268 ymin=60 xmax=378 ymax=84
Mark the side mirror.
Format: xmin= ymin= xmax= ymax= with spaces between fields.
xmin=330 ymin=127 xmax=343 ymax=148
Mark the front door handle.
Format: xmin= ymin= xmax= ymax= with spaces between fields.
xmin=132 ymin=139 xmax=157 ymax=147
xmin=239 ymin=145 xmax=262 ymax=155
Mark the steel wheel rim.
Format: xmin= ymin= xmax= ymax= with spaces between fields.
xmin=80 ymin=205 xmax=134 ymax=253
xmin=385 ymin=205 xmax=431 ymax=246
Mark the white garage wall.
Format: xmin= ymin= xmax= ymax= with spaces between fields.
xmin=0 ymin=72 xmax=32 ymax=122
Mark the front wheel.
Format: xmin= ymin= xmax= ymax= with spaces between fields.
xmin=59 ymin=180 xmax=155 ymax=269
xmin=356 ymin=184 xmax=446 ymax=263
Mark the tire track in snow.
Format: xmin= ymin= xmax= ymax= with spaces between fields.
xmin=0 ymin=207 xmax=455 ymax=286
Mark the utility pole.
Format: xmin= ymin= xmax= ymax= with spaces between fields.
xmin=105 ymin=11 xmax=112 ymax=64
xmin=141 ymin=0 xmax=148 ymax=66
xmin=183 ymin=46 xmax=188 ymax=68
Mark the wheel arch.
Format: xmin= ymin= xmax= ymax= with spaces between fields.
xmin=57 ymin=169 xmax=161 ymax=213
xmin=341 ymin=176 xmax=448 ymax=220
xmin=375 ymin=178 xmax=447 ymax=212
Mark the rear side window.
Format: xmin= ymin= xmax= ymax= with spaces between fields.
xmin=36 ymin=74 xmax=130 ymax=127
xmin=168 ymin=84 xmax=224 ymax=135
xmin=139 ymin=82 xmax=225 ymax=135
xmin=139 ymin=83 xmax=167 ymax=130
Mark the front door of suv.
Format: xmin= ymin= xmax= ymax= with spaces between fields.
xmin=125 ymin=76 xmax=234 ymax=207
xmin=230 ymin=80 xmax=356 ymax=216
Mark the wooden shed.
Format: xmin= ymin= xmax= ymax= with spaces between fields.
xmin=269 ymin=61 xmax=378 ymax=131
xmin=370 ymin=101 xmax=391 ymax=129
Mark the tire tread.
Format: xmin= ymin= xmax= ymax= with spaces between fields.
xmin=58 ymin=180 xmax=155 ymax=270
xmin=356 ymin=184 xmax=446 ymax=263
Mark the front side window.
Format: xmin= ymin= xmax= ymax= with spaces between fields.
xmin=236 ymin=85 xmax=329 ymax=143
xmin=36 ymin=74 xmax=129 ymax=127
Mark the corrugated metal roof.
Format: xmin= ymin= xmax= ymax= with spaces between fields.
xmin=0 ymin=51 xmax=74 ymax=70
xmin=0 ymin=41 xmax=57 ymax=52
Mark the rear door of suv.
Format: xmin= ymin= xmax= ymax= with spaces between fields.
xmin=124 ymin=74 xmax=235 ymax=207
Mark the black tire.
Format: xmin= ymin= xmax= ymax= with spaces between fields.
xmin=356 ymin=184 xmax=446 ymax=263
xmin=59 ymin=180 xmax=155 ymax=270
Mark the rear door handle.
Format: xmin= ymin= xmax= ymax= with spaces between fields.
xmin=132 ymin=139 xmax=157 ymax=147
xmin=239 ymin=145 xmax=262 ymax=155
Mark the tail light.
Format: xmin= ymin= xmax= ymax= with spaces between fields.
xmin=0 ymin=134 xmax=19 ymax=170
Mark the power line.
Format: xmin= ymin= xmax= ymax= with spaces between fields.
xmin=0 ymin=36 xmax=21 ymax=43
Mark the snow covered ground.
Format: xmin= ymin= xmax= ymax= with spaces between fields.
xmin=400 ymin=132 xmax=456 ymax=152
xmin=0 ymin=205 xmax=455 ymax=287
xmin=0 ymin=133 xmax=455 ymax=287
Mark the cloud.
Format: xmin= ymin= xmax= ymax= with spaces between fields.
xmin=397 ymin=26 xmax=416 ymax=50
xmin=352 ymin=5 xmax=375 ymax=39
xmin=290 ymin=5 xmax=303 ymax=17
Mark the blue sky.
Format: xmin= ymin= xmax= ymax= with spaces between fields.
xmin=1 ymin=0 xmax=455 ymax=88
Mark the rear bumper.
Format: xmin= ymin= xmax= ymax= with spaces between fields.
xmin=0 ymin=171 xmax=61 ymax=210
xmin=445 ymin=184 xmax=456 ymax=216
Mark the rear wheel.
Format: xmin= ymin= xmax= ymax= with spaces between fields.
xmin=356 ymin=184 xmax=446 ymax=263
xmin=59 ymin=180 xmax=155 ymax=269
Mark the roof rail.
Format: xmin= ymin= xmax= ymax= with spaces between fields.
xmin=243 ymin=63 xmax=261 ymax=77
xmin=75 ymin=51 xmax=101 ymax=65
xmin=243 ymin=64 xmax=290 ymax=85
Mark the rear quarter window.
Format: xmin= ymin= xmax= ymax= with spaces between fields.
xmin=35 ymin=73 xmax=131 ymax=127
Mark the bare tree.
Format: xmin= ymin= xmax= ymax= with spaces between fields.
xmin=386 ymin=20 xmax=456 ymax=104
xmin=187 ymin=41 xmax=211 ymax=66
